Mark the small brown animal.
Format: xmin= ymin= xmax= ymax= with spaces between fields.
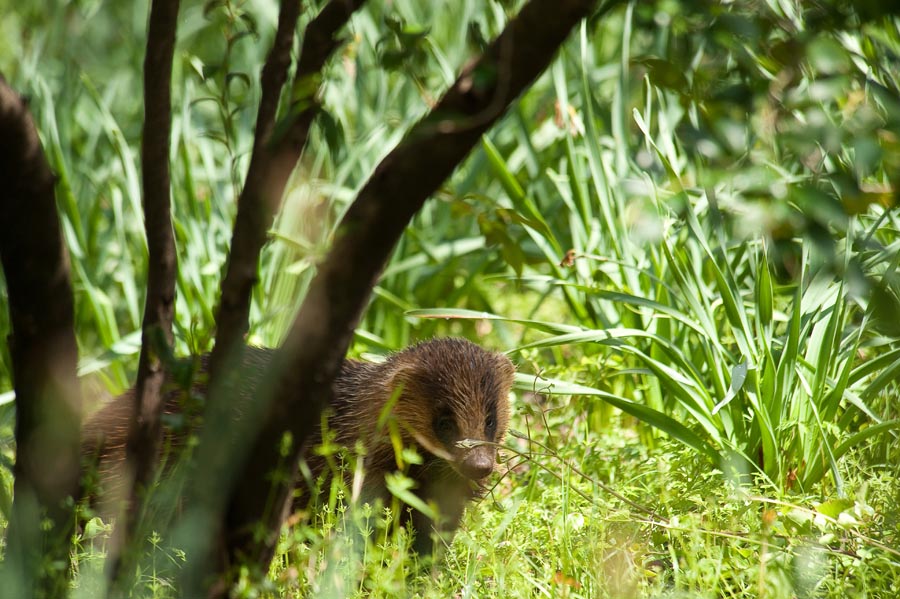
xmin=82 ymin=338 xmax=516 ymax=552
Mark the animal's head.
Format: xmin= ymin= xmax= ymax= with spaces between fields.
xmin=389 ymin=338 xmax=515 ymax=482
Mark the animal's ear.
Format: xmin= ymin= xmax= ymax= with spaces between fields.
xmin=497 ymin=353 xmax=516 ymax=389
xmin=387 ymin=361 xmax=420 ymax=398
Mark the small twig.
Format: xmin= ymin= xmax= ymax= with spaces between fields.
xmin=504 ymin=432 xmax=665 ymax=521
xmin=746 ymin=494 xmax=900 ymax=560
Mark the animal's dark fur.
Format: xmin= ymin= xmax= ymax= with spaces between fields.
xmin=81 ymin=338 xmax=515 ymax=551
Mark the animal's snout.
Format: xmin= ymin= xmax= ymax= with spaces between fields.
xmin=459 ymin=445 xmax=495 ymax=480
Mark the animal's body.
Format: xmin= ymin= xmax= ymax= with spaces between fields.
xmin=82 ymin=338 xmax=515 ymax=551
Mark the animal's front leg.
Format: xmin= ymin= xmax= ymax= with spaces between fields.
xmin=406 ymin=465 xmax=472 ymax=555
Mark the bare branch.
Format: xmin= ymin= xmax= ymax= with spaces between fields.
xmin=0 ymin=75 xmax=82 ymax=598
xmin=221 ymin=0 xmax=604 ymax=582
xmin=105 ymin=0 xmax=182 ymax=589
xmin=209 ymin=0 xmax=364 ymax=377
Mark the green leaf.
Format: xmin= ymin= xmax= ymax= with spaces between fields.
xmin=405 ymin=308 xmax=581 ymax=335
xmin=814 ymin=498 xmax=854 ymax=519
xmin=385 ymin=472 xmax=436 ymax=520
xmin=513 ymin=373 xmax=719 ymax=462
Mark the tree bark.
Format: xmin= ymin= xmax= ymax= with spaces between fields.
xmin=219 ymin=0 xmax=604 ymax=590
xmin=106 ymin=0 xmax=182 ymax=591
xmin=0 ymin=75 xmax=83 ymax=599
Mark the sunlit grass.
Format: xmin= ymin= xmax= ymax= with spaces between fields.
xmin=66 ymin=426 xmax=900 ymax=598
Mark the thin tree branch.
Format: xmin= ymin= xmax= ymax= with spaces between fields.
xmin=0 ymin=75 xmax=82 ymax=599
xmin=208 ymin=0 xmax=364 ymax=380
xmin=220 ymin=0 xmax=604 ymax=587
xmin=205 ymin=0 xmax=299 ymax=376
xmin=105 ymin=0 xmax=182 ymax=590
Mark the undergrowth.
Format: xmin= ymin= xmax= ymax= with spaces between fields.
xmin=67 ymin=412 xmax=900 ymax=598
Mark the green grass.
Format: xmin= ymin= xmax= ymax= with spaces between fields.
xmin=2 ymin=0 xmax=900 ymax=596
xmin=67 ymin=424 xmax=900 ymax=598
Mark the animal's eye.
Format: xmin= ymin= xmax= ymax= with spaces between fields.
xmin=485 ymin=414 xmax=496 ymax=431
xmin=434 ymin=414 xmax=456 ymax=440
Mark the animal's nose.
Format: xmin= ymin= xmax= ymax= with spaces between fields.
xmin=460 ymin=446 xmax=495 ymax=480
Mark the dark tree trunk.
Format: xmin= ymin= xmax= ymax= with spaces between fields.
xmin=0 ymin=75 xmax=83 ymax=599
xmin=106 ymin=0 xmax=182 ymax=591
xmin=213 ymin=0 xmax=604 ymax=593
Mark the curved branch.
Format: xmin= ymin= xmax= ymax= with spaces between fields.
xmin=0 ymin=75 xmax=82 ymax=597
